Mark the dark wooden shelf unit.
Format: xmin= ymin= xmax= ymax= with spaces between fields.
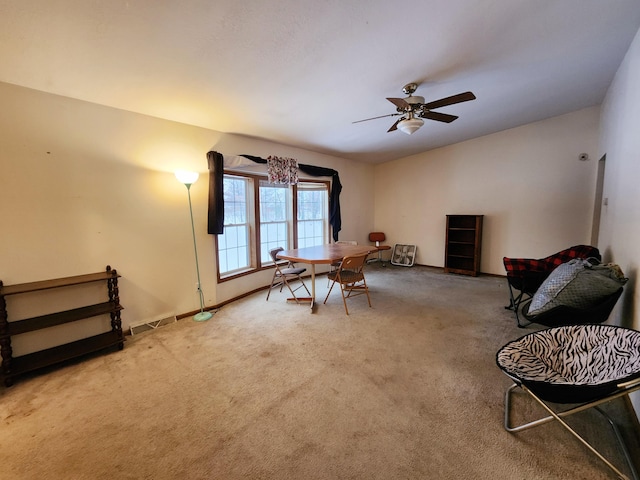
xmin=444 ymin=215 xmax=483 ymax=276
xmin=0 ymin=266 xmax=124 ymax=386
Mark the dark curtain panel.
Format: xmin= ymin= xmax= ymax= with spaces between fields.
xmin=239 ymin=154 xmax=342 ymax=241
xmin=206 ymin=151 xmax=224 ymax=234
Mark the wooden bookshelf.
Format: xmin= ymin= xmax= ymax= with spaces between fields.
xmin=444 ymin=215 xmax=483 ymax=276
xmin=0 ymin=266 xmax=124 ymax=386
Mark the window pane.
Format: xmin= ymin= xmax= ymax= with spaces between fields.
xmin=297 ymin=183 xmax=328 ymax=247
xmin=260 ymin=181 xmax=290 ymax=264
xmin=218 ymin=176 xmax=251 ymax=275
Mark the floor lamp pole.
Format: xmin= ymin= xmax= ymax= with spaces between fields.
xmin=176 ymin=171 xmax=212 ymax=322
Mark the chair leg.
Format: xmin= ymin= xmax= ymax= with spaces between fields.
xmin=328 ymin=264 xmax=339 ymax=286
xmin=282 ymin=276 xmax=301 ymax=304
xmin=281 ymin=276 xmax=311 ymax=305
xmin=504 ymin=383 xmax=639 ymax=480
xmin=363 ymin=278 xmax=371 ymax=307
xmin=504 ymin=283 xmax=533 ymax=328
xmin=266 ymin=272 xmax=279 ymax=301
xmin=504 ymin=284 xmax=518 ymax=310
xmin=366 ymin=250 xmax=386 ymax=266
xmin=268 ymin=273 xmax=311 ymax=305
xmin=300 ymin=278 xmax=311 ymax=296
xmin=324 ymin=276 xmax=338 ymax=305
xmin=594 ymin=407 xmax=640 ymax=480
xmin=338 ymin=280 xmax=372 ymax=315
xmin=346 ymin=278 xmax=371 ymax=308
xmin=339 ymin=282 xmax=350 ymax=315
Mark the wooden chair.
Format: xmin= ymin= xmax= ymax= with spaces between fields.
xmin=266 ymin=247 xmax=310 ymax=304
xmin=324 ymin=253 xmax=371 ymax=314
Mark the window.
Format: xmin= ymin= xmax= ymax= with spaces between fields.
xmin=297 ymin=182 xmax=328 ymax=248
xmin=216 ymin=173 xmax=330 ymax=280
xmin=217 ymin=175 xmax=252 ymax=275
xmin=259 ymin=181 xmax=291 ymax=264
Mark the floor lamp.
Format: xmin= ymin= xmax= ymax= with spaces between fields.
xmin=175 ymin=170 xmax=213 ymax=322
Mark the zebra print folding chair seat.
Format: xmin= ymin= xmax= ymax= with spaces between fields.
xmin=497 ymin=324 xmax=640 ymax=480
xmin=497 ymin=324 xmax=640 ymax=403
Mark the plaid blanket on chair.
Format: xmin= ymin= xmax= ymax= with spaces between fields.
xmin=503 ymin=244 xmax=601 ymax=326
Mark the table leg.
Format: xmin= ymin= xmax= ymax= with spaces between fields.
xmin=285 ymin=263 xmax=315 ymax=312
xmin=310 ymin=264 xmax=317 ymax=311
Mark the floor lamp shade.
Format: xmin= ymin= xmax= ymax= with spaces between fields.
xmin=175 ymin=171 xmax=212 ymax=322
xmin=175 ymin=170 xmax=200 ymax=185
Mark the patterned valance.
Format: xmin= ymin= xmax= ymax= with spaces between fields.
xmin=267 ymin=155 xmax=298 ymax=185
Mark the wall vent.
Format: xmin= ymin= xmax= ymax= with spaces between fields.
xmin=129 ymin=315 xmax=177 ymax=336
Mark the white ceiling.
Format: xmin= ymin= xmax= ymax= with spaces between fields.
xmin=2 ymin=0 xmax=640 ymax=164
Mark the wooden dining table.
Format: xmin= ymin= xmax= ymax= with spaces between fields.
xmin=277 ymin=243 xmax=378 ymax=311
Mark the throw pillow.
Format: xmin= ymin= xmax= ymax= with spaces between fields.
xmin=527 ymin=258 xmax=627 ymax=316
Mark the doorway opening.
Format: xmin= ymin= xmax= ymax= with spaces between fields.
xmin=591 ymin=154 xmax=606 ymax=246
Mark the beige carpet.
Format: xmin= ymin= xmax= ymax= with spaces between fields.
xmin=1 ymin=265 xmax=639 ymax=479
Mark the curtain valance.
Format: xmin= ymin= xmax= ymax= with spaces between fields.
xmin=206 ymin=151 xmax=342 ymax=241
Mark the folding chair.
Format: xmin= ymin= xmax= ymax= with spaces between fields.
xmin=497 ymin=325 xmax=640 ymax=480
xmin=503 ymin=245 xmax=601 ymax=327
xmin=266 ymin=247 xmax=310 ymax=304
xmin=327 ymin=240 xmax=357 ymax=286
xmin=324 ymin=253 xmax=371 ymax=314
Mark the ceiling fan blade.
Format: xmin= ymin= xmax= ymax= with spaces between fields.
xmin=422 ymin=91 xmax=476 ymax=110
xmin=386 ymin=97 xmax=410 ymax=109
xmin=420 ymin=111 xmax=458 ymax=123
xmin=352 ymin=112 xmax=401 ymax=124
xmin=387 ymin=118 xmax=402 ymax=132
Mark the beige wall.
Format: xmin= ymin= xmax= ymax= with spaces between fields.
xmin=0 ymin=82 xmax=375 ymax=334
xmin=598 ymin=27 xmax=640 ymax=411
xmin=373 ymin=107 xmax=601 ymax=275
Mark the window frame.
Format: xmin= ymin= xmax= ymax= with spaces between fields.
xmin=216 ymin=174 xmax=254 ymax=275
xmin=296 ymin=181 xmax=330 ymax=249
xmin=215 ymin=171 xmax=331 ymax=282
xmin=259 ymin=180 xmax=293 ymax=267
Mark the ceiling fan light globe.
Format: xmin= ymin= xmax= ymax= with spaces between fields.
xmin=398 ymin=117 xmax=424 ymax=135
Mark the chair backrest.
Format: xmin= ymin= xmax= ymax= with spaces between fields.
xmin=269 ymin=247 xmax=284 ymax=263
xmin=540 ymin=245 xmax=601 ymax=269
xmin=503 ymin=257 xmax=549 ymax=275
xmin=336 ymin=240 xmax=357 ymax=245
xmin=369 ymin=232 xmax=386 ymax=243
xmin=503 ymin=245 xmax=601 ymax=276
xmin=339 ymin=253 xmax=368 ymax=273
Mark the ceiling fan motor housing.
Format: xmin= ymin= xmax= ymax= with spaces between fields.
xmin=404 ymin=96 xmax=425 ymax=105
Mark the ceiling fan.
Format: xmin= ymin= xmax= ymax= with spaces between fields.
xmin=353 ymin=83 xmax=476 ymax=135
